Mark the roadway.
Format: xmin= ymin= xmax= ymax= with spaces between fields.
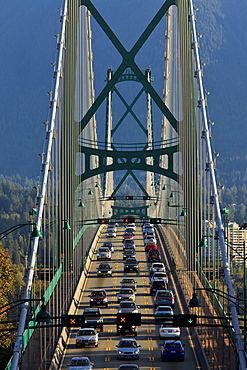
xmin=60 ymin=224 xmax=199 ymax=369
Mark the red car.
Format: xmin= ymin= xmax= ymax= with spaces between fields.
xmin=122 ymin=233 xmax=134 ymax=242
xmin=147 ymin=249 xmax=161 ymax=261
xmin=145 ymin=242 xmax=158 ymax=252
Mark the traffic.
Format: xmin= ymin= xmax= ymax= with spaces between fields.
xmin=60 ymin=220 xmax=199 ymax=369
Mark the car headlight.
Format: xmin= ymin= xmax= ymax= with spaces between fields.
xmin=118 ymin=350 xmax=123 ymax=354
xmin=103 ymin=298 xmax=107 ymax=302
xmin=134 ymin=350 xmax=139 ymax=354
xmin=98 ymin=271 xmax=102 ymax=273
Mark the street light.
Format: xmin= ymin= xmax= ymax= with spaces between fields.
xmin=0 ymin=222 xmax=42 ymax=241
xmin=188 ymin=287 xmax=246 ymax=313
xmin=0 ymin=297 xmax=52 ymax=323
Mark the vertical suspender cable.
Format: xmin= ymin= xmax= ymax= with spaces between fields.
xmin=188 ymin=1 xmax=246 ymax=368
xmin=11 ymin=1 xmax=68 ymax=369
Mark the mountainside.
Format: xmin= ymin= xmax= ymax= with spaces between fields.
xmin=0 ymin=1 xmax=246 ymax=183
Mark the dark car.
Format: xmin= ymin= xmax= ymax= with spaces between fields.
xmin=103 ymin=241 xmax=115 ymax=253
xmin=118 ymin=365 xmax=140 ymax=370
xmin=122 ymin=249 xmax=136 ymax=260
xmin=123 ymin=239 xmax=136 ymax=250
xmin=89 ymin=289 xmax=108 ymax=307
xmin=160 ymin=340 xmax=185 ymax=361
xmin=97 ymin=262 xmax=112 ymax=277
xmin=82 ymin=307 xmax=103 ymax=331
xmin=154 ymin=290 xmax=175 ymax=308
xmin=124 ymin=258 xmax=139 ymax=273
xmin=117 ymin=324 xmax=137 ymax=336
xmin=150 ymin=279 xmax=167 ymax=295
xmin=147 ymin=249 xmax=161 ymax=262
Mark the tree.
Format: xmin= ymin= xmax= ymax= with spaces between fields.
xmin=0 ymin=245 xmax=18 ymax=367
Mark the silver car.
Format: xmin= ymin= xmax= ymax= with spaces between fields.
xmin=75 ymin=328 xmax=99 ymax=347
xmin=97 ymin=247 xmax=111 ymax=260
xmin=117 ymin=288 xmax=135 ymax=302
xmin=118 ymin=301 xmax=139 ymax=313
xmin=116 ymin=338 xmax=141 ymax=360
xmin=120 ymin=278 xmax=137 ymax=291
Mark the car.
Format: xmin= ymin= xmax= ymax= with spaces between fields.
xmin=154 ymin=290 xmax=175 ymax=308
xmin=124 ymin=258 xmax=139 ymax=272
xmin=154 ymin=306 xmax=174 ymax=323
xmin=145 ymin=242 xmax=158 ymax=252
xmin=125 ymin=228 xmax=135 ymax=236
xmin=147 ymin=249 xmax=161 ymax=261
xmin=75 ymin=328 xmax=99 ymax=347
xmin=144 ymin=235 xmax=157 ymax=244
xmin=117 ymin=301 xmax=139 ymax=313
xmin=160 ymin=340 xmax=185 ymax=361
xmin=150 ymin=279 xmax=167 ymax=295
xmin=151 ymin=271 xmax=169 ymax=284
xmin=67 ymin=356 xmax=94 ymax=370
xmin=116 ymin=338 xmax=141 ymax=360
xmin=142 ymin=226 xmax=154 ymax=235
xmin=107 ymin=225 xmax=117 ymax=233
xmin=122 ymin=249 xmax=136 ymax=260
xmin=123 ymin=233 xmax=134 ymax=242
xmin=82 ymin=308 xmax=103 ymax=331
xmin=159 ymin=324 xmax=180 ymax=339
xmin=120 ymin=278 xmax=137 ymax=291
xmin=117 ymin=288 xmax=135 ymax=302
xmin=117 ymin=324 xmax=137 ymax=336
xmin=150 ymin=262 xmax=166 ymax=275
xmin=106 ymin=229 xmax=117 ymax=238
xmin=97 ymin=246 xmax=111 ymax=260
xmin=118 ymin=365 xmax=139 ymax=370
xmin=89 ymin=289 xmax=108 ymax=307
xmin=102 ymin=241 xmax=114 ymax=253
xmin=126 ymin=223 xmax=136 ymax=231
xmin=123 ymin=240 xmax=136 ymax=250
xmin=97 ymin=262 xmax=112 ymax=277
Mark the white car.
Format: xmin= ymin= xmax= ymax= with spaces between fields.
xmin=117 ymin=301 xmax=139 ymax=313
xmin=159 ymin=324 xmax=180 ymax=338
xmin=117 ymin=288 xmax=135 ymax=302
xmin=150 ymin=262 xmax=166 ymax=275
xmin=151 ymin=271 xmax=169 ymax=284
xmin=97 ymin=247 xmax=111 ymax=260
xmin=67 ymin=356 xmax=94 ymax=370
xmin=144 ymin=236 xmax=157 ymax=245
xmin=75 ymin=328 xmax=99 ymax=347
xmin=106 ymin=229 xmax=117 ymax=238
xmin=126 ymin=223 xmax=136 ymax=231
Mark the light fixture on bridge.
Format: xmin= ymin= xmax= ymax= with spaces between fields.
xmin=162 ymin=185 xmax=166 ymax=190
xmin=95 ymin=182 xmax=101 ymax=188
xmin=63 ymin=220 xmax=71 ymax=230
xmin=199 ymin=238 xmax=208 ymax=248
xmin=88 ymin=189 xmax=93 ymax=195
xmin=188 ymin=288 xmax=202 ymax=308
xmin=169 ymin=192 xmax=175 ymax=198
xmin=78 ymin=200 xmax=85 ymax=207
xmin=31 ymin=224 xmax=43 ymax=238
xmin=35 ymin=297 xmax=53 ymax=323
xmin=180 ymin=209 xmax=187 ymax=217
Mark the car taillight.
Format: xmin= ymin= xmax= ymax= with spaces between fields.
xmin=180 ymin=349 xmax=185 ymax=353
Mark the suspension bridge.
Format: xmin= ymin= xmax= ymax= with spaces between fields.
xmin=5 ymin=1 xmax=246 ymax=369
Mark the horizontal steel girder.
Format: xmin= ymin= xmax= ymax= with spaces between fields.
xmin=79 ymin=145 xmax=180 ymax=182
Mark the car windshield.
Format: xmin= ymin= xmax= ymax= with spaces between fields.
xmin=166 ymin=342 xmax=181 ymax=348
xmin=122 ymin=279 xmax=134 ymax=283
xmin=78 ymin=330 xmax=95 ymax=336
xmin=158 ymin=292 xmax=171 ymax=297
xmin=119 ymin=340 xmax=137 ymax=347
xmin=99 ymin=264 xmax=110 ymax=269
xmin=91 ymin=291 xmax=106 ymax=297
xmin=120 ymin=302 xmax=135 ymax=308
xmin=120 ymin=289 xmax=132 ymax=294
xmin=99 ymin=248 xmax=109 ymax=252
xmin=70 ymin=359 xmax=90 ymax=366
xmin=153 ymin=264 xmax=163 ymax=268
